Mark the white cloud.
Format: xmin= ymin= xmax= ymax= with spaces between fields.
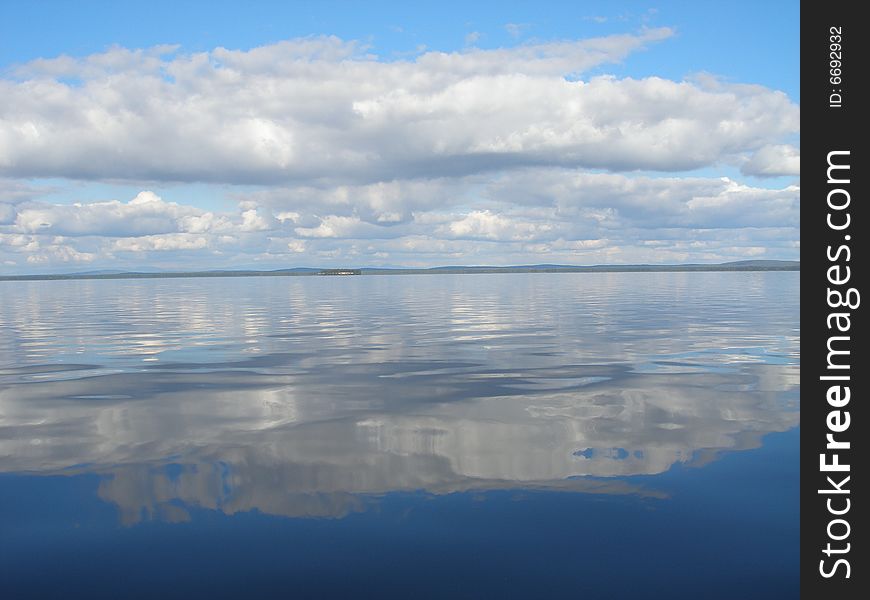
xmin=504 ymin=23 xmax=529 ymax=38
xmin=0 ymin=168 xmax=799 ymax=272
xmin=286 ymin=239 xmax=306 ymax=253
xmin=241 ymin=177 xmax=472 ymax=226
xmin=741 ymin=144 xmax=800 ymax=177
xmin=464 ymin=31 xmax=481 ymax=46
xmin=275 ymin=211 xmax=301 ymax=223
xmin=293 ymin=214 xmax=405 ymax=240
xmin=18 ymin=237 xmax=96 ymax=264
xmin=0 ymin=32 xmax=798 ymax=185
xmin=8 ymin=190 xmax=275 ymax=237
xmin=443 ymin=210 xmax=556 ymax=241
xmin=113 ymin=233 xmax=209 ymax=252
xmin=240 ymin=209 xmax=270 ymax=232
xmin=0 ymin=33 xmax=801 ymax=273
xmin=484 ymin=170 xmax=800 ymax=230
xmin=294 ymin=215 xmax=362 ymax=238
xmin=14 ymin=191 xmax=193 ymax=236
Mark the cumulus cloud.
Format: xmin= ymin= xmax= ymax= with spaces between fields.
xmin=0 ymin=32 xmax=800 ymax=272
xmin=483 ymin=170 xmax=800 ymax=229
xmin=464 ymin=31 xmax=481 ymax=46
xmin=1 ymin=179 xmax=55 ymax=225
xmin=9 ymin=190 xmax=275 ymax=238
xmin=0 ymin=32 xmax=798 ymax=185
xmin=14 ymin=191 xmax=192 ymax=236
xmin=443 ymin=210 xmax=556 ymax=241
xmin=0 ymin=169 xmax=799 ymax=272
xmin=0 ymin=233 xmax=96 ymax=265
xmin=741 ymin=144 xmax=800 ymax=177
xmin=295 ymin=215 xmax=368 ymax=239
xmin=0 ymin=190 xmax=288 ymax=269
xmin=112 ymin=233 xmax=210 ymax=252
xmin=239 ymin=177 xmax=476 ymax=226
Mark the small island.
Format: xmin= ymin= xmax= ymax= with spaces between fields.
xmin=318 ymin=269 xmax=362 ymax=276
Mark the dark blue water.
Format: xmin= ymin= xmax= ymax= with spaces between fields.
xmin=0 ymin=272 xmax=799 ymax=598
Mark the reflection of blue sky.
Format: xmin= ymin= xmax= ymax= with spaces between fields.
xmin=0 ymin=428 xmax=799 ymax=599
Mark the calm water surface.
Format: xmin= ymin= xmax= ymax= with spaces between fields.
xmin=0 ymin=272 xmax=799 ymax=598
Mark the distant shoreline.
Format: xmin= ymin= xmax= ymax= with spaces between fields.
xmin=0 ymin=261 xmax=799 ymax=282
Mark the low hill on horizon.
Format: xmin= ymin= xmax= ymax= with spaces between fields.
xmin=1 ymin=260 xmax=800 ymax=282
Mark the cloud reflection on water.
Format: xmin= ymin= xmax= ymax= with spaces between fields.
xmin=0 ymin=272 xmax=799 ymax=522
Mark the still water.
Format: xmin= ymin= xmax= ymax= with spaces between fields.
xmin=0 ymin=272 xmax=799 ymax=598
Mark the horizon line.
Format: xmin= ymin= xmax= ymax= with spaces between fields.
xmin=0 ymin=260 xmax=800 ymax=282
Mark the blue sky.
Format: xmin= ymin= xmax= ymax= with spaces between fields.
xmin=0 ymin=1 xmax=799 ymax=272
xmin=1 ymin=1 xmax=800 ymax=98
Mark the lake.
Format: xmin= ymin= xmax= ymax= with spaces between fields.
xmin=0 ymin=272 xmax=799 ymax=598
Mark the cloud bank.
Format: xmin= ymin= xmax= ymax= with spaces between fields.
xmin=0 ymin=32 xmax=799 ymax=271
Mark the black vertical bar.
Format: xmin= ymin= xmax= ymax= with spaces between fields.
xmin=802 ymin=1 xmax=864 ymax=597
